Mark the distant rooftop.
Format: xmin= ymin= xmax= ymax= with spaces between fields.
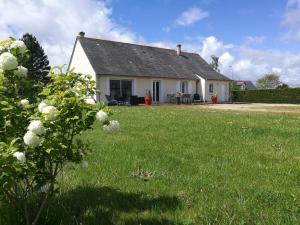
xmin=235 ymin=80 xmax=256 ymax=90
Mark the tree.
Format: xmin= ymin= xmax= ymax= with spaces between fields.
xmin=256 ymin=74 xmax=281 ymax=89
xmin=277 ymin=82 xmax=289 ymax=89
xmin=21 ymin=33 xmax=51 ymax=85
xmin=210 ymin=55 xmax=220 ymax=72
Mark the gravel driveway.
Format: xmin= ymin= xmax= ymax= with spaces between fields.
xmin=200 ymin=103 xmax=300 ymax=113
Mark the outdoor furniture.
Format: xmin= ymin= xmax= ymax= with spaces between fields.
xmin=167 ymin=94 xmax=176 ymax=103
xmin=138 ymin=97 xmax=145 ymax=104
xmin=115 ymin=96 xmax=129 ymax=105
xmin=181 ymin=94 xmax=191 ymax=104
xmin=105 ymin=95 xmax=118 ymax=106
xmin=130 ymin=95 xmax=139 ymax=106
xmin=193 ymin=94 xmax=202 ymax=104
xmin=176 ymin=97 xmax=181 ymax=105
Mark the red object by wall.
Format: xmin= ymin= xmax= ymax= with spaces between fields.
xmin=211 ymin=96 xmax=218 ymax=104
xmin=145 ymin=98 xmax=152 ymax=105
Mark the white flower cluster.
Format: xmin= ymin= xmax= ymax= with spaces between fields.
xmin=13 ymin=151 xmax=26 ymax=163
xmin=0 ymin=52 xmax=18 ymax=70
xmin=10 ymin=41 xmax=27 ymax=54
xmin=85 ymin=98 xmax=96 ymax=105
xmin=103 ymin=120 xmax=120 ymax=133
xmin=96 ymin=110 xmax=108 ymax=122
xmin=20 ymin=99 xmax=29 ymax=106
xmin=0 ymin=46 xmax=5 ymax=53
xmin=28 ymin=120 xmax=45 ymax=135
xmin=24 ymin=131 xmax=41 ymax=148
xmin=0 ymin=40 xmax=28 ymax=74
xmin=38 ymin=102 xmax=58 ymax=121
xmin=14 ymin=66 xmax=28 ymax=78
xmin=24 ymin=120 xmax=45 ymax=147
xmin=38 ymin=102 xmax=47 ymax=112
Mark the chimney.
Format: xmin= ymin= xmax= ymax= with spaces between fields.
xmin=176 ymin=44 xmax=181 ymax=55
xmin=78 ymin=31 xmax=85 ymax=38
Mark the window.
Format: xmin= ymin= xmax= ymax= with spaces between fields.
xmin=109 ymin=80 xmax=132 ymax=101
xmin=209 ymin=83 xmax=214 ymax=93
xmin=180 ymin=81 xmax=188 ymax=93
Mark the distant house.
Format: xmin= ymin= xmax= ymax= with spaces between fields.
xmin=235 ymin=80 xmax=256 ymax=90
xmin=68 ymin=32 xmax=231 ymax=103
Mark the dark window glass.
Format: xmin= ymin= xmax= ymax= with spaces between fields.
xmin=109 ymin=80 xmax=132 ymax=102
xmin=110 ymin=80 xmax=121 ymax=99
xmin=155 ymin=81 xmax=159 ymax=101
xmin=121 ymin=80 xmax=132 ymax=101
xmin=209 ymin=83 xmax=214 ymax=93
xmin=181 ymin=81 xmax=187 ymax=93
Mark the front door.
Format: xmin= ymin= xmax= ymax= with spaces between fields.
xmin=152 ymin=80 xmax=161 ymax=103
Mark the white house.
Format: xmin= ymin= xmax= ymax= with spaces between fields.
xmin=68 ymin=32 xmax=231 ymax=104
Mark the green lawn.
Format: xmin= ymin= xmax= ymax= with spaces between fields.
xmin=31 ymin=106 xmax=300 ymax=224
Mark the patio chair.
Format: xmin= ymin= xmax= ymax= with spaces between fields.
xmin=105 ymin=95 xmax=118 ymax=106
xmin=182 ymin=94 xmax=191 ymax=104
xmin=193 ymin=94 xmax=202 ymax=104
xmin=167 ymin=94 xmax=176 ymax=103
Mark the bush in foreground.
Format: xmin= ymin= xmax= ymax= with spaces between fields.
xmin=0 ymin=38 xmax=119 ymax=225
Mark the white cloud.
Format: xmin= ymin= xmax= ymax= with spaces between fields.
xmin=244 ymin=36 xmax=266 ymax=45
xmin=175 ymin=7 xmax=209 ymax=27
xmin=163 ymin=7 xmax=209 ymax=32
xmin=0 ymin=0 xmax=142 ymax=66
xmin=282 ymin=0 xmax=300 ymax=41
xmin=145 ymin=36 xmax=300 ymax=86
xmin=219 ymin=52 xmax=235 ymax=68
xmin=197 ymin=36 xmax=300 ymax=86
xmin=200 ymin=36 xmax=233 ymax=60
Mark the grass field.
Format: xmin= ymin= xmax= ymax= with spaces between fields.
xmin=8 ymin=106 xmax=300 ymax=224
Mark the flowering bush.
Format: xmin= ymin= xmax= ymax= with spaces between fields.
xmin=0 ymin=38 xmax=119 ymax=225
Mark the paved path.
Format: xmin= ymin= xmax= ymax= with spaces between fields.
xmin=200 ymin=103 xmax=300 ymax=113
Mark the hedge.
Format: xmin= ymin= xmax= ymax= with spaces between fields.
xmin=232 ymin=88 xmax=300 ymax=104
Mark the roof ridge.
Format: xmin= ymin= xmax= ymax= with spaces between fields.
xmin=79 ymin=36 xmax=198 ymax=55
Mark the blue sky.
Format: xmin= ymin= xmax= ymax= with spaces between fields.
xmin=111 ymin=0 xmax=291 ymax=51
xmin=0 ymin=0 xmax=300 ymax=85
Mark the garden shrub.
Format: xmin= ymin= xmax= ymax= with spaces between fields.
xmin=0 ymin=38 xmax=119 ymax=225
xmin=232 ymin=88 xmax=300 ymax=104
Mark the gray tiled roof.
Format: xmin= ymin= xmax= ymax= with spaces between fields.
xmin=236 ymin=80 xmax=256 ymax=90
xmin=78 ymin=37 xmax=231 ymax=81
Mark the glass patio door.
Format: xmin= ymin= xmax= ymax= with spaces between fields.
xmin=152 ymin=80 xmax=160 ymax=103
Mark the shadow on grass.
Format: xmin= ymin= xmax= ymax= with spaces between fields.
xmin=42 ymin=186 xmax=182 ymax=225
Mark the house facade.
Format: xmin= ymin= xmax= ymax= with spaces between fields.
xmin=69 ymin=32 xmax=231 ymax=103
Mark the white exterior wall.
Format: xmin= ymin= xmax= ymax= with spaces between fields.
xmin=68 ymin=40 xmax=98 ymax=100
xmin=69 ymin=40 xmax=96 ymax=79
xmin=205 ymin=80 xmax=230 ymax=103
xmin=98 ymin=75 xmax=197 ymax=103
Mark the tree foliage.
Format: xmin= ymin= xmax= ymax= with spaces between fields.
xmin=256 ymin=74 xmax=281 ymax=89
xmin=21 ymin=33 xmax=51 ymax=85
xmin=276 ymin=82 xmax=289 ymax=89
xmin=209 ymin=55 xmax=220 ymax=72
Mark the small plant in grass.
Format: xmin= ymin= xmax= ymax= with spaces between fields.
xmin=132 ymin=166 xmax=156 ymax=181
xmin=0 ymin=37 xmax=119 ymax=225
